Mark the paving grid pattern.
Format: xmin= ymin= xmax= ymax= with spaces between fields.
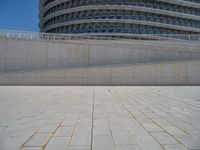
xmin=0 ymin=86 xmax=200 ymax=150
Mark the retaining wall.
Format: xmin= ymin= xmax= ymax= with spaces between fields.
xmin=0 ymin=60 xmax=199 ymax=85
xmin=1 ymin=38 xmax=200 ymax=85
xmin=0 ymin=38 xmax=200 ymax=72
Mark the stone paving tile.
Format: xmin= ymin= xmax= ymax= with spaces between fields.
xmin=44 ymin=137 xmax=70 ymax=150
xmin=44 ymin=117 xmax=64 ymax=125
xmin=67 ymin=146 xmax=91 ymax=150
xmin=75 ymin=121 xmax=92 ymax=133
xmin=175 ymin=134 xmax=200 ymax=150
xmin=0 ymin=135 xmax=27 ymax=150
xmin=0 ymin=86 xmax=200 ymax=150
xmin=142 ymin=123 xmax=163 ymax=132
xmin=116 ymin=145 xmax=140 ymax=150
xmin=38 ymin=124 xmax=58 ymax=134
xmin=24 ymin=133 xmax=52 ymax=147
xmin=162 ymin=126 xmax=187 ymax=136
xmin=152 ymin=118 xmax=172 ymax=126
xmin=135 ymin=135 xmax=163 ymax=150
xmin=172 ymin=122 xmax=196 ymax=133
xmin=127 ymin=125 xmax=150 ymax=136
xmin=69 ymin=133 xmax=91 ymax=146
xmin=109 ymin=123 xmax=128 ymax=132
xmin=150 ymin=131 xmax=178 ymax=145
xmin=186 ymin=130 xmax=200 ymax=139
xmin=108 ymin=118 xmax=122 ymax=124
xmin=93 ymin=125 xmax=111 ymax=136
xmin=93 ymin=119 xmax=107 ymax=126
xmin=133 ymin=114 xmax=153 ymax=123
xmin=61 ymin=118 xmax=78 ymax=127
xmin=164 ymin=144 xmax=188 ymax=150
xmin=21 ymin=147 xmax=42 ymax=150
xmin=145 ymin=112 xmax=161 ymax=119
xmin=92 ymin=135 xmax=115 ymax=150
xmin=123 ymin=118 xmax=140 ymax=127
xmin=112 ymin=131 xmax=136 ymax=145
xmin=54 ymin=126 xmax=74 ymax=137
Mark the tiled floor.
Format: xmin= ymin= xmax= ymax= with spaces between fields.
xmin=0 ymin=86 xmax=200 ymax=150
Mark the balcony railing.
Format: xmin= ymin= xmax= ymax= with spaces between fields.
xmin=0 ymin=29 xmax=200 ymax=41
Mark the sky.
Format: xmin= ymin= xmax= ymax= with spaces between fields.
xmin=0 ymin=0 xmax=39 ymax=32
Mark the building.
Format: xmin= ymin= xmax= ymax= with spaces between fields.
xmin=39 ymin=0 xmax=200 ymax=38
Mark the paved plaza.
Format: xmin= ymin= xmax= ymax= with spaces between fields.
xmin=0 ymin=86 xmax=200 ymax=150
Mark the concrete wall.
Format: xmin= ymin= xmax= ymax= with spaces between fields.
xmin=0 ymin=38 xmax=200 ymax=72
xmin=1 ymin=38 xmax=200 ymax=85
xmin=0 ymin=60 xmax=200 ymax=85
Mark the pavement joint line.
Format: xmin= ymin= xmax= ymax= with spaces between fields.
xmin=90 ymin=87 xmax=95 ymax=150
xmin=96 ymin=88 xmax=116 ymax=148
xmin=148 ymin=90 xmax=198 ymax=129
xmin=115 ymin=88 xmax=190 ymax=150
xmin=66 ymin=114 xmax=80 ymax=148
xmin=42 ymin=117 xmax=65 ymax=150
xmin=118 ymin=90 xmax=183 ymax=138
xmin=19 ymin=129 xmax=40 ymax=150
xmin=131 ymin=91 xmax=191 ymax=136
xmin=106 ymin=88 xmax=146 ymax=150
xmin=106 ymin=115 xmax=117 ymax=150
xmin=107 ymin=88 xmax=167 ymax=149
xmin=123 ymin=90 xmax=187 ymax=132
xmin=105 ymin=88 xmax=138 ymax=150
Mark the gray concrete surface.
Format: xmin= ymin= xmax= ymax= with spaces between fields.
xmin=1 ymin=60 xmax=200 ymax=85
xmin=0 ymin=86 xmax=200 ymax=150
xmin=1 ymin=38 xmax=200 ymax=72
xmin=1 ymin=38 xmax=200 ymax=85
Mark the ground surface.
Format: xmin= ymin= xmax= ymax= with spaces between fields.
xmin=0 ymin=86 xmax=200 ymax=150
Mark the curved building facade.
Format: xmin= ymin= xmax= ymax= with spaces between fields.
xmin=39 ymin=0 xmax=200 ymax=38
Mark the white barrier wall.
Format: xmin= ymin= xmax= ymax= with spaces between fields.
xmin=0 ymin=38 xmax=200 ymax=72
xmin=0 ymin=60 xmax=200 ymax=85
